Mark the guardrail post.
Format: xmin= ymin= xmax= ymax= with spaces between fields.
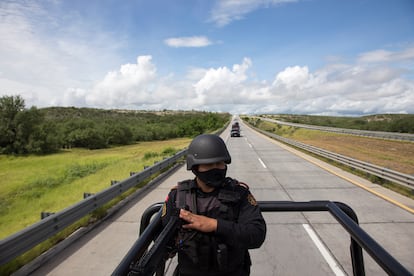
xmin=0 ymin=149 xmax=189 ymax=266
xmin=40 ymin=212 xmax=55 ymax=220
xmin=83 ymin=193 xmax=94 ymax=199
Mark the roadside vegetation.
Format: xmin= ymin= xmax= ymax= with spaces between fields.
xmin=243 ymin=116 xmax=414 ymax=199
xmin=0 ymin=94 xmax=231 ymax=274
xmin=0 ymin=138 xmax=191 ymax=274
xmin=0 ymin=95 xmax=230 ymax=154
xmin=2 ymin=96 xmax=412 ymax=273
xmin=260 ymin=114 xmax=414 ymax=133
xmin=0 ymin=138 xmax=191 ymax=238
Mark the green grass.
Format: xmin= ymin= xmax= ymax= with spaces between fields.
xmin=0 ymin=138 xmax=190 ymax=239
xmin=263 ymin=113 xmax=414 ymax=133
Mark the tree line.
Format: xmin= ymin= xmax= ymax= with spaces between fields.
xmin=261 ymin=114 xmax=414 ymax=133
xmin=0 ymin=95 xmax=230 ymax=154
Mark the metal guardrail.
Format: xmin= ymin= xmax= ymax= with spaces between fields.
xmin=251 ymin=125 xmax=414 ymax=189
xmin=256 ymin=117 xmax=414 ymax=142
xmin=0 ymin=149 xmax=188 ymax=266
xmin=0 ymin=123 xmax=229 ymax=267
xmin=113 ymin=201 xmax=411 ymax=276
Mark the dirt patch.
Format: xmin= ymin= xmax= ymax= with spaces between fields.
xmin=295 ymin=135 xmax=414 ymax=175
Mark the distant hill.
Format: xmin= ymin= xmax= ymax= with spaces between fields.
xmin=1 ymin=104 xmax=230 ymax=154
xmin=40 ymin=107 xmax=231 ymax=144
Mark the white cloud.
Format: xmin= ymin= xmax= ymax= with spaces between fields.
xmin=358 ymin=47 xmax=414 ymax=63
xmin=210 ymin=0 xmax=298 ymax=26
xmin=194 ymin=58 xmax=251 ymax=92
xmin=358 ymin=50 xmax=393 ymax=63
xmin=62 ymin=88 xmax=88 ymax=107
xmin=164 ymin=36 xmax=212 ymax=48
xmin=0 ymin=0 xmax=413 ymax=116
xmin=2 ymin=43 xmax=414 ymax=115
xmin=85 ymin=56 xmax=157 ymax=107
xmin=272 ymin=66 xmax=313 ymax=89
xmin=4 ymin=48 xmax=414 ymax=115
xmin=267 ymin=57 xmax=414 ymax=115
xmin=193 ymin=58 xmax=252 ymax=105
xmin=0 ymin=1 xmax=124 ymax=107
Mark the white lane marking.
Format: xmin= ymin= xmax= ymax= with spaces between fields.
xmin=258 ymin=158 xmax=267 ymax=168
xmin=303 ymin=224 xmax=345 ymax=276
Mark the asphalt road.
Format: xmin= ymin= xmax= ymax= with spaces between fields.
xmin=26 ymin=119 xmax=414 ymax=276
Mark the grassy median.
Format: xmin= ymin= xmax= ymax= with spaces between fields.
xmin=0 ymin=138 xmax=191 ymax=240
xmin=252 ymin=120 xmax=414 ymax=175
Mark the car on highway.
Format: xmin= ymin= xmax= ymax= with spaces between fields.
xmin=231 ymin=129 xmax=240 ymax=137
xmin=231 ymin=121 xmax=241 ymax=137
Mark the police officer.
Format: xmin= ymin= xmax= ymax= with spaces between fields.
xmin=162 ymin=134 xmax=266 ymax=276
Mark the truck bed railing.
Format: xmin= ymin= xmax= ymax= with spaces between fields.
xmin=112 ymin=201 xmax=411 ymax=276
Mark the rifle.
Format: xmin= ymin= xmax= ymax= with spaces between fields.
xmin=112 ymin=203 xmax=180 ymax=276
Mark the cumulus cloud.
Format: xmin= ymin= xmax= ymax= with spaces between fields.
xmin=264 ymin=52 xmax=414 ymax=115
xmin=1 ymin=1 xmax=413 ymax=116
xmin=164 ymin=36 xmax=212 ymax=48
xmin=1 ymin=0 xmax=413 ymax=117
xmin=85 ymin=56 xmax=157 ymax=107
xmin=192 ymin=58 xmax=252 ymax=107
xmin=79 ymin=49 xmax=411 ymax=115
xmin=210 ymin=0 xmax=298 ymax=26
xmin=6 ymin=48 xmax=414 ymax=115
xmin=194 ymin=58 xmax=251 ymax=92
xmin=272 ymin=66 xmax=313 ymax=90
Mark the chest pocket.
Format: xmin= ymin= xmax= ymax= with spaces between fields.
xmin=175 ymin=179 xmax=241 ymax=222
xmin=174 ymin=179 xmax=244 ymax=273
xmin=217 ymin=188 xmax=241 ymax=221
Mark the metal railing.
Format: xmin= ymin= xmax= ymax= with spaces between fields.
xmin=113 ymin=201 xmax=411 ymax=276
xmin=251 ymin=125 xmax=414 ymax=189
xmin=256 ymin=117 xmax=414 ymax=142
xmin=0 ymin=123 xmax=230 ymax=267
xmin=0 ymin=149 xmax=188 ymax=265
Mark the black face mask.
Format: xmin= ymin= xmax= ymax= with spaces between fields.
xmin=193 ymin=166 xmax=227 ymax=188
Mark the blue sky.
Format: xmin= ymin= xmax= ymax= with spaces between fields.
xmin=1 ymin=0 xmax=413 ymax=115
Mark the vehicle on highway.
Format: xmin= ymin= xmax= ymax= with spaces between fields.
xmin=231 ymin=129 xmax=240 ymax=137
xmin=231 ymin=122 xmax=241 ymax=137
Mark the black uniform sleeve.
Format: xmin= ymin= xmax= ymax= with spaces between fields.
xmin=215 ymin=188 xmax=266 ymax=249
xmin=161 ymin=188 xmax=177 ymax=227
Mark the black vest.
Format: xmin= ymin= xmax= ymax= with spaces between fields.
xmin=174 ymin=178 xmax=249 ymax=275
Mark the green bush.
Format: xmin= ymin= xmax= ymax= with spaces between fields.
xmin=0 ymin=95 xmax=230 ymax=154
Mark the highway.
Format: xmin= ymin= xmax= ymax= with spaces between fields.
xmin=255 ymin=116 xmax=414 ymax=142
xmin=25 ymin=120 xmax=414 ymax=276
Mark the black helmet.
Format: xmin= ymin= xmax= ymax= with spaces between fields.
xmin=186 ymin=134 xmax=231 ymax=170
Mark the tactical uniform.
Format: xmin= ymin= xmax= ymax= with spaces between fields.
xmin=162 ymin=177 xmax=266 ymax=276
xmin=161 ymin=133 xmax=266 ymax=276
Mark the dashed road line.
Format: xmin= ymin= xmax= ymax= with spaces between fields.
xmin=258 ymin=158 xmax=267 ymax=168
xmin=303 ymin=224 xmax=346 ymax=276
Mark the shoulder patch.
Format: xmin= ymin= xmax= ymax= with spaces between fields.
xmin=161 ymin=203 xmax=167 ymax=217
xmin=247 ymin=193 xmax=257 ymax=206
